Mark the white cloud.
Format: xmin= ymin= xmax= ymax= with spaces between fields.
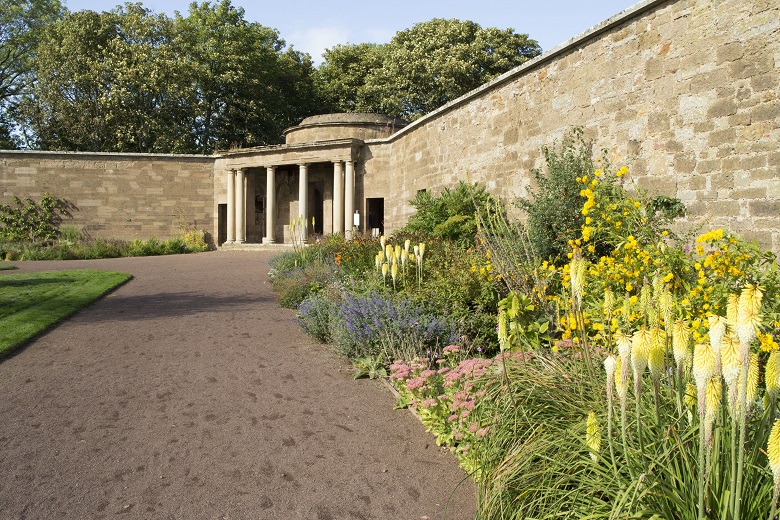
xmin=289 ymin=27 xmax=351 ymax=65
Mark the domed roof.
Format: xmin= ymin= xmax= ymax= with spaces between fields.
xmin=283 ymin=113 xmax=406 ymax=144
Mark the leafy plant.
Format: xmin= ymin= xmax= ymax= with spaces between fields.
xmin=518 ymin=127 xmax=598 ymax=263
xmin=0 ymin=193 xmax=74 ymax=242
xmin=401 ymin=181 xmax=494 ymax=244
xmin=352 ymin=354 xmax=387 ymax=379
xmin=296 ymin=292 xmax=334 ymax=342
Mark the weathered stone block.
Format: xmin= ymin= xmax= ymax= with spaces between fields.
xmin=749 ymin=200 xmax=780 ymax=217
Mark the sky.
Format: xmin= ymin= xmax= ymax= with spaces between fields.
xmin=64 ymin=0 xmax=640 ymax=65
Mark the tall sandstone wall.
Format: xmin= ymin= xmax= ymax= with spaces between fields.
xmin=0 ymin=151 xmax=215 ymax=241
xmin=364 ymin=0 xmax=779 ymax=251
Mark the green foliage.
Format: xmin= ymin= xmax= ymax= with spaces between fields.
xmin=0 ymin=269 xmax=131 ymax=358
xmin=15 ymin=0 xmax=320 ymax=152
xmin=17 ymin=4 xmax=191 ymax=152
xmin=295 ymin=292 xmax=334 ymax=343
xmin=270 ymin=259 xmax=337 ymax=309
xmin=518 ymin=127 xmax=597 ymax=263
xmin=497 ymin=291 xmax=551 ymax=352
xmin=318 ymin=19 xmax=541 ymax=120
xmin=315 ymin=43 xmax=385 ymax=113
xmin=0 ymin=0 xmax=64 ymax=146
xmin=180 ymin=228 xmax=209 ymax=252
xmin=352 ymin=353 xmax=387 ymax=380
xmin=0 ymin=192 xmax=73 ymax=242
xmin=174 ymin=0 xmax=320 ymax=151
xmin=401 ymin=181 xmax=494 ymax=243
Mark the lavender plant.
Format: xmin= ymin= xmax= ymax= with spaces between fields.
xmin=331 ymin=291 xmax=459 ymax=360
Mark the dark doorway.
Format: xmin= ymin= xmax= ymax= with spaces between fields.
xmin=366 ymin=198 xmax=384 ymax=236
xmin=217 ymin=204 xmax=227 ymax=245
xmin=312 ymin=183 xmax=324 ymax=235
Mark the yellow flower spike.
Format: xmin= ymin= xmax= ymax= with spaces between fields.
xmin=708 ymin=314 xmax=728 ymax=357
xmin=720 ymin=334 xmax=742 ymax=413
xmin=746 ymin=352 xmax=759 ymax=407
xmin=418 ymin=242 xmax=426 ymax=258
xmin=395 ymin=244 xmax=401 ymax=259
xmin=381 ymin=262 xmax=388 ymax=280
xmin=684 ymin=383 xmax=697 ymax=409
xmin=658 ymin=289 xmax=673 ymax=328
xmin=631 ymin=328 xmax=651 ymax=383
xmin=380 ymin=235 xmax=386 ymax=249
xmin=766 ymin=351 xmax=780 ymax=398
xmin=648 ymin=328 xmax=666 ymax=379
xmin=586 ymin=411 xmax=600 ymax=462
xmin=672 ymin=319 xmax=692 ymax=369
xmin=704 ymin=377 xmax=722 ymax=446
xmin=769 ymin=419 xmax=780 ymax=490
xmin=385 ymin=244 xmax=393 ymax=262
xmin=737 ymin=284 xmax=764 ymax=357
xmin=404 ymin=239 xmax=411 ymax=252
xmin=639 ymin=283 xmax=652 ymax=318
xmin=615 ymin=355 xmax=628 ymax=403
xmin=693 ymin=343 xmax=717 ymax=416
xmin=604 ymin=355 xmax=617 ymax=398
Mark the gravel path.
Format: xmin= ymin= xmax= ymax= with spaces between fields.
xmin=0 ymin=251 xmax=475 ymax=519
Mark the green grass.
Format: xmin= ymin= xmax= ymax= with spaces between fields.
xmin=0 ymin=264 xmax=17 ymax=270
xmin=0 ymin=269 xmax=132 ymax=359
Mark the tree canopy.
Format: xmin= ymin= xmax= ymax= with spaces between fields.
xmin=0 ymin=0 xmax=64 ymax=148
xmin=317 ymin=19 xmax=541 ymax=121
xmin=3 ymin=3 xmax=542 ymax=151
xmin=14 ymin=0 xmax=320 ymax=153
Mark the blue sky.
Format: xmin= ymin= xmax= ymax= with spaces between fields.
xmin=64 ymin=0 xmax=639 ymax=65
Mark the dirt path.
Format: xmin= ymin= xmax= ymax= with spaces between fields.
xmin=0 ymin=251 xmax=476 ymax=519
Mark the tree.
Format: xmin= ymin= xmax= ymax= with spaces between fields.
xmin=317 ymin=19 xmax=541 ymax=120
xmin=15 ymin=0 xmax=320 ymax=153
xmin=16 ymin=4 xmax=190 ymax=152
xmin=173 ymin=0 xmax=320 ymax=152
xmin=315 ymin=43 xmax=385 ymax=113
xmin=0 ymin=0 xmax=64 ymax=148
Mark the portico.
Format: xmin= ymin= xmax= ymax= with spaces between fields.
xmin=215 ymin=114 xmax=405 ymax=247
xmin=218 ymin=139 xmax=361 ymax=246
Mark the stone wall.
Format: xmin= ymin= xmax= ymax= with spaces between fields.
xmin=0 ymin=151 xmax=215 ymax=241
xmin=364 ymin=0 xmax=780 ymax=251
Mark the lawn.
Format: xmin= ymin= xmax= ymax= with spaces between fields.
xmin=0 ymin=269 xmax=132 ymax=359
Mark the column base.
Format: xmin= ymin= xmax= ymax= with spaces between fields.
xmin=262 ymin=238 xmax=276 ymax=244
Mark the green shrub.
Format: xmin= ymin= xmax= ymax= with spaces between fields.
xmin=0 ymin=193 xmax=74 ymax=242
xmin=401 ymin=181 xmax=494 ymax=243
xmin=162 ymin=237 xmax=187 ymax=255
xmin=58 ymin=225 xmax=82 ymax=244
xmin=272 ymin=260 xmax=337 ymax=309
xmin=518 ymin=127 xmax=597 ymax=263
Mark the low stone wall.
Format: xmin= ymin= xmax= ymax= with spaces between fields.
xmin=364 ymin=0 xmax=780 ymax=252
xmin=0 ymin=151 xmax=215 ymax=242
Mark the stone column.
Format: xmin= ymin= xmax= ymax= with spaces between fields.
xmin=264 ymin=166 xmax=276 ymax=244
xmin=332 ymin=161 xmax=344 ymax=235
xmin=226 ymin=169 xmax=236 ymax=244
xmin=344 ymin=160 xmax=355 ymax=237
xmin=298 ymin=163 xmax=308 ymax=242
xmin=235 ymin=168 xmax=246 ymax=243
